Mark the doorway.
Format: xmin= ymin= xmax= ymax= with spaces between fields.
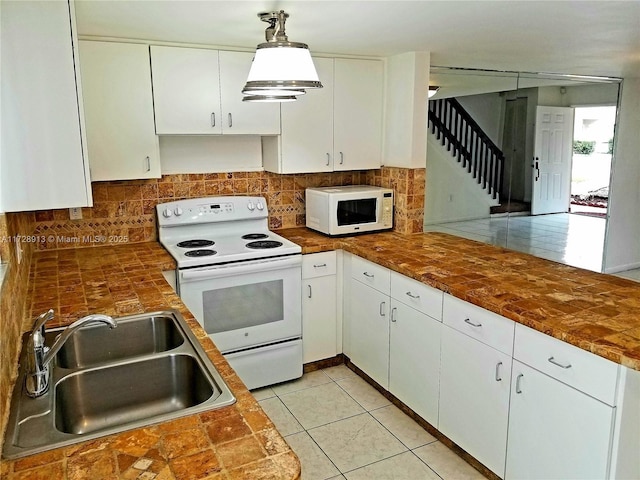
xmin=569 ymin=106 xmax=616 ymax=218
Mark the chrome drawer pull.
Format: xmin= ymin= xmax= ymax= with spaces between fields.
xmin=326 ymin=153 xmax=330 ymax=166
xmin=363 ymin=272 xmax=374 ymax=278
xmin=380 ymin=302 xmax=386 ymax=316
xmin=391 ymin=307 xmax=397 ymax=322
xmin=515 ymin=373 xmax=524 ymax=394
xmin=145 ymin=156 xmax=151 ymax=172
xmin=307 ymin=285 xmax=312 ymax=299
xmin=548 ymin=357 xmax=572 ymax=369
xmin=313 ymin=263 xmax=327 ymax=268
xmin=464 ymin=318 xmax=482 ymax=328
xmin=228 ymin=113 xmax=232 ymax=127
xmin=495 ymin=361 xmax=503 ymax=382
xmin=405 ymin=291 xmax=420 ymax=299
xmin=339 ymin=151 xmax=344 ymax=164
xmin=211 ymin=112 xmax=216 ymax=127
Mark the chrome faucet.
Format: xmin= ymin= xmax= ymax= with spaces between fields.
xmin=25 ymin=310 xmax=117 ymax=397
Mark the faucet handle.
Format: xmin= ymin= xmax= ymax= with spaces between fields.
xmin=31 ymin=309 xmax=54 ymax=336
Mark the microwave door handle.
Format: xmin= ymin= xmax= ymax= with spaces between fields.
xmin=180 ymin=256 xmax=301 ymax=282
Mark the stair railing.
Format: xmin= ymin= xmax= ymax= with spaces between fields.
xmin=428 ymin=97 xmax=504 ymax=200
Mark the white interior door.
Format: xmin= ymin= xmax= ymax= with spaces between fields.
xmin=531 ymin=106 xmax=574 ymax=215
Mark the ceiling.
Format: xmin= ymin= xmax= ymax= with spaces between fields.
xmin=75 ymin=1 xmax=640 ymax=78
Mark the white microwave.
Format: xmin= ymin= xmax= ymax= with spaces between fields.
xmin=305 ymin=186 xmax=394 ymax=236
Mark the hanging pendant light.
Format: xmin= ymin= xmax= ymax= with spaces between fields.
xmin=243 ymin=10 xmax=322 ymax=102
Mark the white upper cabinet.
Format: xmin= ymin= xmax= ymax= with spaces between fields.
xmin=267 ymin=57 xmax=335 ymax=173
xmin=150 ymin=46 xmax=222 ymax=134
xmin=79 ymin=41 xmax=160 ymax=181
xmin=150 ymin=47 xmax=279 ymax=136
xmin=1 ymin=0 xmax=92 ymax=211
xmin=263 ymin=57 xmax=383 ymax=173
xmin=218 ymin=51 xmax=280 ymax=135
xmin=333 ymin=58 xmax=383 ymax=171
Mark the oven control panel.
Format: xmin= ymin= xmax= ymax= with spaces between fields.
xmin=157 ymin=196 xmax=269 ymax=226
xmin=199 ymin=202 xmax=234 ymax=214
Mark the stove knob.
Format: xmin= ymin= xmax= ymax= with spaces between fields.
xmin=256 ymin=201 xmax=264 ymax=211
xmin=247 ymin=201 xmax=255 ymax=211
xmin=162 ymin=207 xmax=173 ymax=218
xmin=174 ymin=207 xmax=183 ymax=216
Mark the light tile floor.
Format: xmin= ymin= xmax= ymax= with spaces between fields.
xmin=425 ymin=213 xmax=606 ymax=272
xmin=252 ymin=366 xmax=485 ymax=480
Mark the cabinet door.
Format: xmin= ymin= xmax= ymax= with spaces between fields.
xmin=303 ymin=275 xmax=337 ymax=363
xmin=333 ymin=58 xmax=383 ymax=171
xmin=150 ymin=46 xmax=222 ymax=134
xmin=506 ymin=360 xmax=615 ymax=480
xmin=278 ymin=57 xmax=334 ymax=173
xmin=218 ymin=51 xmax=280 ymax=135
xmin=79 ymin=41 xmax=160 ymax=180
xmin=389 ymin=301 xmax=441 ymax=426
xmin=349 ymin=278 xmax=389 ymax=389
xmin=439 ymin=325 xmax=512 ymax=478
xmin=1 ymin=0 xmax=91 ymax=211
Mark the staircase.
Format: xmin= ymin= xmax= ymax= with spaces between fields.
xmin=428 ymin=98 xmax=505 ymax=201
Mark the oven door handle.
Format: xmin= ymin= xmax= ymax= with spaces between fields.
xmin=180 ymin=255 xmax=302 ymax=282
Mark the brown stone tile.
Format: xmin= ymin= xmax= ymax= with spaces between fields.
xmin=215 ymin=435 xmax=266 ymax=467
xmin=67 ymin=449 xmax=117 ymax=480
xmin=162 ymin=427 xmax=211 ymax=459
xmin=170 ymin=450 xmax=222 ymax=480
xmin=11 ymin=462 xmax=64 ymax=480
xmin=205 ymin=411 xmax=252 ymax=444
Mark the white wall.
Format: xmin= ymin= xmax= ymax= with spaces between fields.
xmin=424 ymin=133 xmax=499 ymax=225
xmin=456 ymin=93 xmax=505 ymax=146
xmin=159 ymin=136 xmax=263 ymax=173
xmin=383 ymin=51 xmax=430 ymax=168
xmin=604 ymin=78 xmax=640 ymax=273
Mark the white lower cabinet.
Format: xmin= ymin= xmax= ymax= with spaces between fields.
xmin=349 ymin=277 xmax=390 ymax=389
xmin=439 ymin=324 xmax=512 ymax=477
xmin=505 ymin=323 xmax=620 ymax=480
xmin=505 ymin=360 xmax=615 ymax=480
xmin=302 ymin=252 xmax=338 ymax=364
xmin=389 ymin=300 xmax=441 ymax=426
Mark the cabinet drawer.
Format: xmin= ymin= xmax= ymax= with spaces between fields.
xmin=391 ymin=272 xmax=443 ymax=320
xmin=514 ymin=323 xmax=619 ymax=405
xmin=443 ymin=295 xmax=514 ymax=356
xmin=351 ymin=255 xmax=390 ymax=294
xmin=302 ymin=251 xmax=337 ymax=278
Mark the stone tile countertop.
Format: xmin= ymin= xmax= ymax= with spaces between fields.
xmin=0 ymin=243 xmax=300 ymax=480
xmin=278 ymin=227 xmax=640 ymax=371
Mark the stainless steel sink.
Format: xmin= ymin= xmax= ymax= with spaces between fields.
xmin=55 ymin=314 xmax=184 ymax=368
xmin=2 ymin=310 xmax=235 ymax=459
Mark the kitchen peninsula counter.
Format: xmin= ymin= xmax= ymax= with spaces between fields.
xmin=279 ymin=227 xmax=640 ymax=371
xmin=1 ymin=243 xmax=300 ymax=480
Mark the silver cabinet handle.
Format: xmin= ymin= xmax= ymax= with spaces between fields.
xmin=228 ymin=113 xmax=232 ymax=127
xmin=211 ymin=112 xmax=216 ymax=127
xmin=339 ymin=151 xmax=344 ymax=164
xmin=391 ymin=307 xmax=397 ymax=322
xmin=405 ymin=291 xmax=420 ymax=299
xmin=495 ymin=361 xmax=503 ymax=382
xmin=307 ymin=284 xmax=312 ymax=299
xmin=363 ymin=272 xmax=374 ymax=278
xmin=313 ymin=263 xmax=327 ymax=268
xmin=380 ymin=302 xmax=386 ymax=316
xmin=326 ymin=153 xmax=330 ymax=166
xmin=548 ymin=357 xmax=572 ymax=369
xmin=464 ymin=318 xmax=482 ymax=328
xmin=145 ymin=156 xmax=151 ymax=172
xmin=515 ymin=373 xmax=524 ymax=394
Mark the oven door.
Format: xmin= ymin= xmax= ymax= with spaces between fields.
xmin=177 ymin=255 xmax=302 ymax=353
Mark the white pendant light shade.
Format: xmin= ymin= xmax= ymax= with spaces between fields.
xmin=242 ymin=94 xmax=297 ymax=103
xmin=245 ymin=43 xmax=322 ymax=90
xmin=243 ymin=10 xmax=322 ymax=102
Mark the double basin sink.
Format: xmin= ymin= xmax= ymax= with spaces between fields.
xmin=3 ymin=310 xmax=235 ymax=459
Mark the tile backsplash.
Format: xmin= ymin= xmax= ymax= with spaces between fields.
xmin=31 ymin=168 xmax=426 ymax=250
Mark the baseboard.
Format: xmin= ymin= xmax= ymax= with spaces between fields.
xmin=303 ymin=353 xmax=345 ymax=373
xmin=604 ymin=261 xmax=640 ymax=274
